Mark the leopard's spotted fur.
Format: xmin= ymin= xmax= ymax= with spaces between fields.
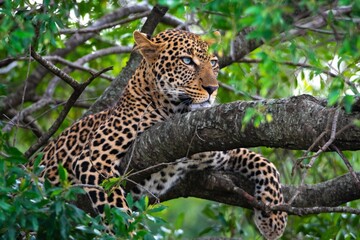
xmin=30 ymin=29 xmax=287 ymax=239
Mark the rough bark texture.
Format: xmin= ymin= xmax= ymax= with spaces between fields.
xmin=120 ymin=95 xmax=360 ymax=176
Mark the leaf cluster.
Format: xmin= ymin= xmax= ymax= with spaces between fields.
xmin=0 ymin=130 xmax=173 ymax=239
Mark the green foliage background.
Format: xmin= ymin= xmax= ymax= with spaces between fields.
xmin=0 ymin=0 xmax=359 ymax=239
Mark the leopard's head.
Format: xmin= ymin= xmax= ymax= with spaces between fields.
xmin=134 ymin=29 xmax=219 ymax=111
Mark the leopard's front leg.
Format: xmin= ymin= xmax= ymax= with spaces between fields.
xmin=131 ymin=148 xmax=287 ymax=240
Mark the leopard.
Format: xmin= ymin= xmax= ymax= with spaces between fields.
xmin=29 ymin=29 xmax=287 ymax=240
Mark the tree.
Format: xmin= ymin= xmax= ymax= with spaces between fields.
xmin=1 ymin=0 xmax=360 ymax=239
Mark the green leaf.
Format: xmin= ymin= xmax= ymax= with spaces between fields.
xmin=353 ymin=119 xmax=360 ymax=128
xmin=175 ymin=212 xmax=185 ymax=229
xmin=134 ymin=196 xmax=147 ymax=212
xmin=58 ymin=164 xmax=68 ymax=184
xmin=50 ymin=188 xmax=63 ymax=197
xmin=101 ymin=177 xmax=120 ymax=191
xmin=147 ymin=204 xmax=166 ymax=214
xmin=144 ymin=233 xmax=156 ymax=240
xmin=12 ymin=28 xmax=35 ymax=39
xmin=126 ymin=193 xmax=134 ymax=209
xmin=328 ymin=89 xmax=341 ymax=106
xmin=343 ymin=95 xmax=354 ymax=113
xmin=201 ymin=205 xmax=217 ymax=219
xmin=242 ymin=107 xmax=256 ymax=126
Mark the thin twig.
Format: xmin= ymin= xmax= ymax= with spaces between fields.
xmin=292 ymin=112 xmax=333 ymax=172
xmin=72 ymin=183 xmax=105 ymax=191
xmin=2 ymin=109 xmax=43 ymax=137
xmin=271 ymin=204 xmax=360 ymax=216
xmin=294 ymin=24 xmax=346 ymax=36
xmin=13 ymin=46 xmax=32 ymax=145
xmin=125 ymin=178 xmax=161 ymax=204
xmin=289 ymin=108 xmax=340 ymax=204
xmin=218 ymin=81 xmax=264 ymax=100
xmin=331 ymin=144 xmax=360 ymax=189
xmin=30 ymin=48 xmax=80 ymax=89
xmin=239 ymin=58 xmax=338 ymax=78
xmin=3 ymin=97 xmax=53 ymax=132
xmin=29 ymin=95 xmax=94 ymax=109
xmin=4 ymin=45 xmax=128 ymax=132
xmin=297 ymin=108 xmax=341 ymax=165
xmin=59 ymin=11 xmax=151 ymax=34
xmin=186 ymin=124 xmax=199 ymax=158
xmin=278 ymin=5 xmax=353 ymax=43
xmin=42 ymin=56 xmax=115 ymax=81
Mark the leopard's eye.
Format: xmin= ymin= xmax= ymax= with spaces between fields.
xmin=181 ymin=57 xmax=194 ymax=65
xmin=210 ymin=59 xmax=218 ymax=67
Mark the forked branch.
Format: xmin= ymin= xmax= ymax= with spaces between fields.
xmin=25 ymin=49 xmax=113 ymax=158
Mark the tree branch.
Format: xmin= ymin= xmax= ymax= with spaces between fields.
xmin=25 ymin=66 xmax=113 ymax=158
xmin=30 ymin=48 xmax=81 ymax=89
xmin=149 ymin=170 xmax=360 ymax=216
xmin=59 ymin=11 xmax=151 ymax=34
xmin=119 ymin=95 xmax=360 ymax=177
xmin=218 ymin=5 xmax=353 ymax=69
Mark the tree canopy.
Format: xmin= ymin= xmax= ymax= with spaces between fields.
xmin=1 ymin=0 xmax=360 ymax=239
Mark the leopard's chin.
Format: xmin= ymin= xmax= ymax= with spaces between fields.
xmin=190 ymin=100 xmax=213 ymax=111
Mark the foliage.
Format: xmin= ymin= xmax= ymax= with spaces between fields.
xmin=0 ymin=131 xmax=100 ymax=239
xmin=1 ymin=0 xmax=360 ymax=239
xmin=0 ymin=130 xmax=173 ymax=239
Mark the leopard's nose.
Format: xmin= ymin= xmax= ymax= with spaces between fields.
xmin=202 ymin=85 xmax=218 ymax=95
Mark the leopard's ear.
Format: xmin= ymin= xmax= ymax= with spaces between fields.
xmin=201 ymin=30 xmax=221 ymax=46
xmin=133 ymin=31 xmax=164 ymax=63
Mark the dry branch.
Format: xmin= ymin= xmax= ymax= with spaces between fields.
xmin=30 ymin=48 xmax=81 ymax=89
xmin=331 ymin=145 xmax=360 ymax=189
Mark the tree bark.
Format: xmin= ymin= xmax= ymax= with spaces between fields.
xmin=158 ymin=171 xmax=360 ymax=213
xmin=120 ymin=95 xmax=360 ymax=176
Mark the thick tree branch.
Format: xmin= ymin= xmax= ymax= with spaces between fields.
xmin=120 ymin=95 xmax=360 ymax=177
xmin=77 ymin=168 xmax=360 ymax=218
